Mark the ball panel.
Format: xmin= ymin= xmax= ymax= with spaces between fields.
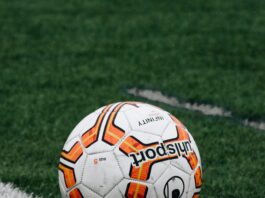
xmin=188 ymin=133 xmax=202 ymax=168
xmin=101 ymin=109 xmax=131 ymax=147
xmin=58 ymin=155 xmax=87 ymax=190
xmin=76 ymin=184 xmax=102 ymax=198
xmin=170 ymin=156 xmax=195 ymax=176
xmin=58 ymin=163 xmax=78 ymax=189
xmin=187 ymin=169 xmax=202 ymax=198
xmin=194 ymin=166 xmax=202 ymax=189
xmin=58 ymin=172 xmax=68 ymax=198
xmin=59 ymin=137 xmax=87 ymax=189
xmin=118 ymin=179 xmax=157 ymax=198
xmin=161 ymin=122 xmax=179 ymax=142
xmin=192 ymin=192 xmax=200 ymax=198
xmin=154 ymin=165 xmax=190 ymax=198
xmin=124 ymin=104 xmax=170 ymax=136
xmin=66 ymin=112 xmax=99 ymax=144
xmin=61 ymin=137 xmax=84 ymax=164
xmin=104 ymin=185 xmax=123 ymax=198
xmin=68 ymin=188 xmax=83 ymax=198
xmin=82 ymin=103 xmax=133 ymax=154
xmin=81 ymin=105 xmax=112 ymax=151
xmin=81 ymin=151 xmax=123 ymax=196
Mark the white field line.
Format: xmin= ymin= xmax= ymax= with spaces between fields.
xmin=128 ymin=88 xmax=265 ymax=131
xmin=242 ymin=119 xmax=265 ymax=131
xmin=128 ymin=88 xmax=232 ymax=117
xmin=0 ymin=182 xmax=39 ymax=198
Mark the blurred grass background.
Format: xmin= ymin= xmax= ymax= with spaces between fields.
xmin=0 ymin=0 xmax=265 ymax=197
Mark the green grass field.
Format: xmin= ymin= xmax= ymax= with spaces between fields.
xmin=1 ymin=0 xmax=265 ymax=197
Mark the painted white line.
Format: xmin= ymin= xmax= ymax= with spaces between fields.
xmin=0 ymin=182 xmax=39 ymax=198
xmin=128 ymin=88 xmax=265 ymax=131
xmin=128 ymin=88 xmax=232 ymax=117
xmin=242 ymin=119 xmax=265 ymax=130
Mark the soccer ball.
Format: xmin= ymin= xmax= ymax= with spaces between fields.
xmin=58 ymin=102 xmax=202 ymax=198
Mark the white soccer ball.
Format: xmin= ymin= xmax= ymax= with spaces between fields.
xmin=58 ymin=102 xmax=202 ymax=198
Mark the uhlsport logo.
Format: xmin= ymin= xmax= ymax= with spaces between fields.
xmin=118 ymin=127 xmax=199 ymax=198
xmin=129 ymin=139 xmax=193 ymax=167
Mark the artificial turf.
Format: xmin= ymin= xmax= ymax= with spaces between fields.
xmin=0 ymin=0 xmax=265 ymax=197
